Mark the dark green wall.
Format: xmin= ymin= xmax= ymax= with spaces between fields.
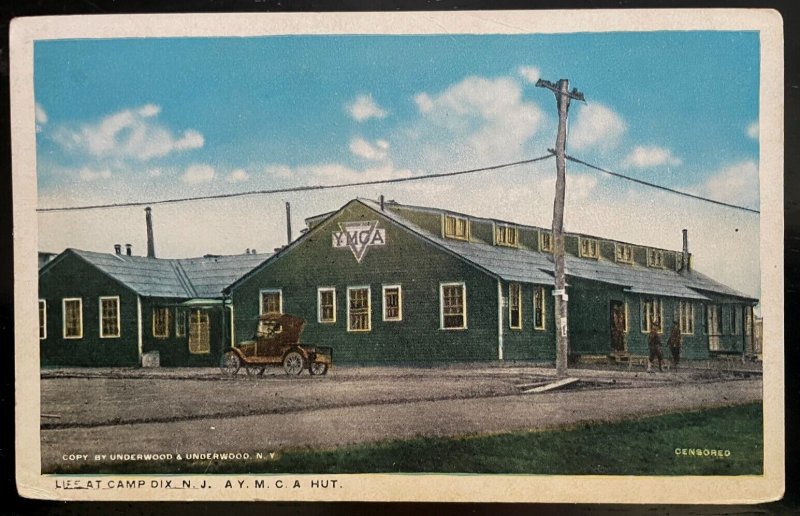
xmin=39 ymin=252 xmax=140 ymax=367
xmin=567 ymin=278 xmax=626 ymax=355
xmin=566 ymin=276 xmax=752 ymax=360
xmin=389 ymin=205 xmax=441 ymax=236
xmin=623 ymin=295 xmax=711 ymax=360
xmin=519 ymin=228 xmax=539 ymax=251
xmin=140 ymin=300 xmax=227 ymax=367
xmin=470 ymin=219 xmax=493 ymax=244
xmin=499 ymin=282 xmax=555 ymax=361
xmin=231 ymin=201 xmax=501 ymax=363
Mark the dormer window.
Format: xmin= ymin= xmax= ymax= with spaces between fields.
xmin=443 ymin=214 xmax=469 ymax=241
xmin=615 ymin=243 xmax=633 ymax=264
xmin=579 ymin=238 xmax=599 ymax=259
xmin=495 ymin=224 xmax=518 ymax=247
xmin=539 ymin=231 xmax=553 ymax=252
xmin=647 ymin=249 xmax=664 ymax=268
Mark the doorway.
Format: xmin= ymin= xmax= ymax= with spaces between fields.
xmin=189 ymin=309 xmax=210 ymax=354
xmin=610 ymin=300 xmax=626 ymax=352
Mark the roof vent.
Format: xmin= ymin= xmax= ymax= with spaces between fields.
xmin=114 ymin=244 xmax=122 ymax=255
xmin=145 ymin=207 xmax=156 ymax=258
xmin=682 ymin=229 xmax=690 ymax=272
xmin=125 ymin=243 xmax=132 ymax=256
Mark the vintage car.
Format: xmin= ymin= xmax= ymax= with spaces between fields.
xmin=220 ymin=313 xmax=332 ymax=376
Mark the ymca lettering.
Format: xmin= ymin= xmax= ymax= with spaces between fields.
xmin=332 ymin=221 xmax=386 ymax=263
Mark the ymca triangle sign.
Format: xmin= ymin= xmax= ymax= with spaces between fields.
xmin=332 ymin=220 xmax=386 ymax=263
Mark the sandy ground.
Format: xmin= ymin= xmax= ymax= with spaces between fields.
xmin=40 ymin=365 xmax=761 ymax=472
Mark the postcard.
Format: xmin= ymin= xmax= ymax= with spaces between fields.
xmin=12 ymin=9 xmax=784 ymax=502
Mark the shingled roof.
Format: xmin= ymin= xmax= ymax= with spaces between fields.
xmin=43 ymin=249 xmax=270 ymax=299
xmin=357 ymin=198 xmax=755 ymax=302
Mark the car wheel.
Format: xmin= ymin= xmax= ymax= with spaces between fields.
xmin=220 ymin=352 xmax=241 ymax=376
xmin=310 ymin=362 xmax=328 ymax=376
xmin=283 ymin=351 xmax=304 ymax=375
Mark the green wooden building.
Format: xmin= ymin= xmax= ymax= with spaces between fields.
xmin=39 ymin=198 xmax=758 ymax=367
xmin=38 ymin=248 xmax=267 ymax=367
xmin=225 ymin=198 xmax=758 ymax=364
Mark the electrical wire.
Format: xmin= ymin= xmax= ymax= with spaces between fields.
xmin=564 ymin=153 xmax=760 ymax=214
xmin=36 ymin=154 xmax=556 ymax=213
xmin=36 ymin=151 xmax=761 ymax=215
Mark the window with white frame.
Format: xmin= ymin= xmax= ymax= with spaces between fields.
xmin=744 ymin=306 xmax=754 ymax=336
xmin=539 ymin=231 xmax=553 ymax=252
xmin=615 ymin=244 xmax=633 ymax=264
xmin=641 ymin=297 xmax=663 ymax=333
xmin=677 ymin=301 xmax=694 ymax=335
xmin=533 ymin=287 xmax=546 ymax=330
xmin=175 ymin=308 xmax=187 ymax=337
xmin=63 ymin=298 xmax=83 ymax=339
xmin=731 ymin=305 xmax=741 ymax=335
xmin=347 ymin=286 xmax=371 ymax=332
xmin=38 ymin=300 xmax=47 ymax=340
xmin=705 ymin=304 xmax=722 ymax=335
xmin=382 ymin=285 xmax=402 ymax=321
xmin=260 ymin=289 xmax=282 ymax=316
xmin=152 ymin=307 xmax=171 ymax=338
xmin=647 ymin=249 xmax=664 ymax=268
xmin=579 ymin=238 xmax=599 ymax=259
xmin=99 ymin=296 xmax=121 ymax=338
xmin=509 ymin=283 xmax=522 ymax=329
xmin=495 ymin=224 xmax=518 ymax=247
xmin=443 ymin=214 xmax=469 ymax=240
xmin=440 ymin=282 xmax=467 ymax=329
xmin=317 ymin=288 xmax=336 ymax=323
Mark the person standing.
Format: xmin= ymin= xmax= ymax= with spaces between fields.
xmin=647 ymin=319 xmax=664 ymax=372
xmin=668 ymin=320 xmax=682 ymax=370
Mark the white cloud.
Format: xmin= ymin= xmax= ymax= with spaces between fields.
xmin=147 ymin=168 xmax=163 ymax=177
xmin=181 ymin=164 xmax=215 ymax=184
xmin=137 ymin=104 xmax=161 ymax=118
xmin=622 ymin=146 xmax=682 ymax=168
xmin=52 ymin=104 xmax=204 ymax=161
xmin=517 ymin=66 xmax=540 ymax=84
xmin=569 ymin=103 xmax=627 ymax=151
xmin=747 ymin=120 xmax=759 ymax=140
xmin=78 ymin=167 xmax=112 ymax=181
xmin=349 ymin=137 xmax=389 ymax=161
xmin=692 ymin=160 xmax=759 ymax=209
xmin=35 ymin=103 xmax=48 ymax=124
xmin=408 ymin=75 xmax=544 ymax=169
xmin=347 ymin=94 xmax=388 ymax=122
xmin=227 ymin=169 xmax=249 ymax=183
xmin=414 ymin=93 xmax=434 ymax=114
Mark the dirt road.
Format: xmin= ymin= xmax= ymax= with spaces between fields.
xmin=40 ymin=365 xmax=761 ymax=472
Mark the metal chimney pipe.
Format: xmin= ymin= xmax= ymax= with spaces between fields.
xmin=380 ymin=195 xmax=385 ymax=211
xmin=285 ymin=202 xmax=292 ymax=245
xmin=145 ymin=207 xmax=156 ymax=258
xmin=125 ymin=243 xmax=132 ymax=256
xmin=682 ymin=229 xmax=689 ymax=272
xmin=114 ymin=244 xmax=122 ymax=255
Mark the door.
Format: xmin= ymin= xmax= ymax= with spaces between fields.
xmin=189 ymin=309 xmax=210 ymax=354
xmin=609 ymin=300 xmax=626 ymax=352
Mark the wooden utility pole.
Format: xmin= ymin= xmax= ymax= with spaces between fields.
xmin=535 ymin=78 xmax=585 ymax=377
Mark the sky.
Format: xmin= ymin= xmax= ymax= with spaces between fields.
xmin=34 ymin=31 xmax=761 ymax=299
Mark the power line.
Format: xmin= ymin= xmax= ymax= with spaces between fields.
xmin=36 ymin=154 xmax=556 ymax=213
xmin=562 ymin=152 xmax=761 ymax=214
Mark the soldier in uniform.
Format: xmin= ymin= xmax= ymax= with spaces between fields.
xmin=668 ymin=319 xmax=682 ymax=370
xmin=647 ymin=319 xmax=664 ymax=372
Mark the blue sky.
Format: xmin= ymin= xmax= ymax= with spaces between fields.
xmin=34 ymin=31 xmax=761 ymax=297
